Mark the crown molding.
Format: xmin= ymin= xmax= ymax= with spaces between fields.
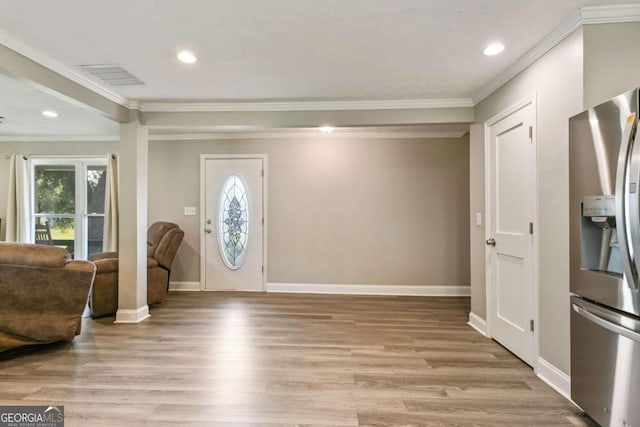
xmin=580 ymin=4 xmax=640 ymax=24
xmin=0 ymin=130 xmax=467 ymax=142
xmin=149 ymin=130 xmax=468 ymax=141
xmin=0 ymin=135 xmax=118 ymax=142
xmin=138 ymin=98 xmax=474 ymax=112
xmin=473 ymin=5 xmax=640 ymax=104
xmin=0 ymin=27 xmax=130 ymax=108
xmin=472 ymin=10 xmax=582 ymax=104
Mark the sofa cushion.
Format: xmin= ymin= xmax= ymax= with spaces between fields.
xmin=0 ymin=242 xmax=69 ymax=268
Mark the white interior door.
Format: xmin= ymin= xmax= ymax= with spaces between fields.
xmin=486 ymin=98 xmax=536 ymax=366
xmin=202 ymin=156 xmax=264 ymax=291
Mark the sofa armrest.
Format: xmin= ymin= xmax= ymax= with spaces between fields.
xmin=92 ymin=258 xmax=158 ymax=274
xmin=148 ymin=257 xmax=159 ymax=268
xmin=93 ymin=258 xmax=119 ymax=274
xmin=89 ymin=251 xmax=119 ymax=261
xmin=64 ymin=259 xmax=96 ymax=274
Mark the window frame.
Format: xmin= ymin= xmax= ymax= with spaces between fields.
xmin=29 ymin=156 xmax=108 ymax=260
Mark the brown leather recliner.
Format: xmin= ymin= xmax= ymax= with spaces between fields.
xmin=0 ymin=242 xmax=95 ymax=352
xmin=88 ymin=221 xmax=184 ymax=318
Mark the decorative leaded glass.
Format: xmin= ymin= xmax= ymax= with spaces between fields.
xmin=218 ymin=175 xmax=249 ymax=269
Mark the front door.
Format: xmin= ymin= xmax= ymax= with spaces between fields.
xmin=486 ymin=97 xmax=536 ymax=366
xmin=202 ymin=156 xmax=265 ymax=291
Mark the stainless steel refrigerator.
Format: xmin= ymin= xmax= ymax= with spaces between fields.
xmin=570 ymin=88 xmax=640 ymax=427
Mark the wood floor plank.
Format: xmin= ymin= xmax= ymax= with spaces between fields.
xmin=0 ymin=292 xmax=590 ymax=426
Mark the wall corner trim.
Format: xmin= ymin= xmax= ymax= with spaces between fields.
xmin=467 ymin=312 xmax=487 ymax=336
xmin=535 ymin=357 xmax=572 ymax=401
xmin=114 ymin=306 xmax=150 ymax=324
xmin=266 ymin=283 xmax=470 ymax=296
xmin=169 ymin=281 xmax=202 ymax=291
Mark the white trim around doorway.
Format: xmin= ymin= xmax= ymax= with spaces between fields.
xmin=483 ymin=93 xmax=540 ymax=370
xmin=199 ymin=154 xmax=268 ymax=292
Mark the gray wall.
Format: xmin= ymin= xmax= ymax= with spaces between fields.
xmin=584 ymin=23 xmax=640 ymax=109
xmin=0 ymin=141 xmax=117 ymax=240
xmin=1 ymin=136 xmax=470 ymax=290
xmin=149 ymin=135 xmax=470 ymax=287
xmin=469 ymin=28 xmax=583 ymax=374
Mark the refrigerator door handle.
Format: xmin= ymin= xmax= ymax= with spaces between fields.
xmin=615 ymin=112 xmax=639 ymax=290
xmin=573 ymin=303 xmax=640 ymax=343
xmin=628 ymin=122 xmax=640 ymax=290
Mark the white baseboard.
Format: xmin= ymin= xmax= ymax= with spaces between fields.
xmin=169 ymin=281 xmax=201 ymax=291
xmin=114 ymin=305 xmax=150 ymax=324
xmin=266 ymin=282 xmax=470 ymax=296
xmin=468 ymin=312 xmax=487 ymax=336
xmin=536 ymin=357 xmax=571 ymax=400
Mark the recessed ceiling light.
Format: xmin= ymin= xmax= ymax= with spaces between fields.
xmin=319 ymin=126 xmax=336 ymax=133
xmin=177 ymin=50 xmax=197 ymax=64
xmin=42 ymin=110 xmax=58 ymax=118
xmin=483 ymin=43 xmax=505 ymax=56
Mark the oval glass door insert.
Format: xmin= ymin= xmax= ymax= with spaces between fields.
xmin=218 ymin=174 xmax=249 ymax=269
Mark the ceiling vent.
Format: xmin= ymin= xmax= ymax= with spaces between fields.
xmin=77 ymin=64 xmax=145 ymax=86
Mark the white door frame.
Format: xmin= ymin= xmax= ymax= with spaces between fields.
xmin=200 ymin=154 xmax=268 ymax=291
xmin=484 ymin=93 xmax=539 ymax=368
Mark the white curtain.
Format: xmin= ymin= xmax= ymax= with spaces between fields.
xmin=5 ymin=154 xmax=31 ymax=242
xmin=102 ymin=153 xmax=119 ymax=251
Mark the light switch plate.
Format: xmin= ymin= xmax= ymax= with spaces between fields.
xmin=475 ymin=212 xmax=482 ymax=226
xmin=184 ymin=207 xmax=197 ymax=216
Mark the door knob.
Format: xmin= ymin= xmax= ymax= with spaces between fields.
xmin=485 ymin=238 xmax=496 ymax=247
xmin=205 ymin=228 xmax=212 ymax=234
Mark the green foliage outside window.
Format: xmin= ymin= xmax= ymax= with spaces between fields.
xmin=35 ymin=166 xmax=106 ymax=231
xmin=35 ymin=168 xmax=75 ymax=230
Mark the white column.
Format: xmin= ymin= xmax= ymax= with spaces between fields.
xmin=115 ymin=113 xmax=149 ymax=323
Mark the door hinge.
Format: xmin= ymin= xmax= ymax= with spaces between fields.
xmin=262 ymin=217 xmax=264 ymax=225
xmin=530 ymin=319 xmax=534 ymax=332
xmin=529 ymin=126 xmax=533 ymax=141
xmin=261 ymin=265 xmax=264 ymax=273
xmin=261 ymin=169 xmax=264 ymax=177
xmin=529 ymin=222 xmax=534 ymax=235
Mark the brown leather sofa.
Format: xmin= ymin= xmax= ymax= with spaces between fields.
xmin=0 ymin=242 xmax=95 ymax=352
xmin=88 ymin=221 xmax=184 ymax=318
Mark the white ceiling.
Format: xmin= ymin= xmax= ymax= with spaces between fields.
xmin=0 ymin=73 xmax=118 ymax=138
xmin=0 ymin=0 xmax=637 ymax=137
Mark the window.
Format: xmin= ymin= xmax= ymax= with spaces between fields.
xmin=31 ymin=158 xmax=107 ymax=259
xmin=218 ymin=174 xmax=249 ymax=269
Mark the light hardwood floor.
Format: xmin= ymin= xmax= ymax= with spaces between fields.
xmin=0 ymin=292 xmax=595 ymax=426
